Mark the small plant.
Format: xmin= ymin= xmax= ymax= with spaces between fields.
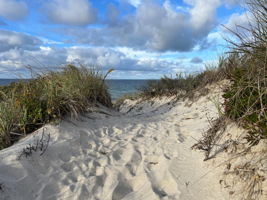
xmin=192 ymin=117 xmax=227 ymax=161
xmin=18 ymin=128 xmax=50 ymax=159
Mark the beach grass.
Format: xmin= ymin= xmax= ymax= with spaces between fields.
xmin=0 ymin=65 xmax=112 ymax=149
xmin=223 ymin=0 xmax=267 ymax=142
xmin=139 ymin=56 xmax=229 ymax=98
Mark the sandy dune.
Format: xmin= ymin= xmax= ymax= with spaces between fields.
xmin=0 ymin=85 xmax=230 ymax=200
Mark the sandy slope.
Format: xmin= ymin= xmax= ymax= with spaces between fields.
xmin=0 ymin=84 xmax=230 ymax=200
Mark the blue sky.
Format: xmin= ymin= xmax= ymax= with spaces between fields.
xmin=0 ymin=0 xmax=249 ymax=79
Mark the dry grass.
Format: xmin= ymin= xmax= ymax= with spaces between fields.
xmin=192 ymin=117 xmax=227 ymax=161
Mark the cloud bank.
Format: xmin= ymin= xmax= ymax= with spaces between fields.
xmin=0 ymin=45 xmax=203 ymax=78
xmin=63 ymin=0 xmax=220 ymax=52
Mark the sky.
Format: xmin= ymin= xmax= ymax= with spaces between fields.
xmin=0 ymin=0 xmax=250 ymax=79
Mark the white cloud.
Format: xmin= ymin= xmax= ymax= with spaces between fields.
xmin=0 ymin=0 xmax=28 ymax=21
xmin=0 ymin=30 xmax=42 ymax=52
xmin=186 ymin=0 xmax=220 ymax=30
xmin=45 ymin=0 xmax=97 ymax=26
xmin=128 ymin=0 xmax=142 ymax=7
xmin=66 ymin=46 xmax=162 ymax=71
xmin=65 ymin=46 xmax=204 ymax=75
xmin=223 ymin=11 xmax=254 ymax=32
xmin=219 ymin=11 xmax=257 ymax=47
xmin=114 ymin=47 xmax=161 ymax=60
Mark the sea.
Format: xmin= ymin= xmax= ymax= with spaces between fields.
xmin=0 ymin=79 xmax=151 ymax=101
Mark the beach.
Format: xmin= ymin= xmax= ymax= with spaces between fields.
xmin=0 ymin=82 xmax=230 ymax=200
xmin=0 ymin=0 xmax=267 ymax=199
xmin=0 ymin=80 xmax=266 ymax=200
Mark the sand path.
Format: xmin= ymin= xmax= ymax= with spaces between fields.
xmin=0 ymin=91 xmax=228 ymax=200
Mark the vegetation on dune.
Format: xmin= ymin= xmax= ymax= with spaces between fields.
xmin=223 ymin=0 xmax=267 ymax=142
xmin=193 ymin=1 xmax=267 ymax=198
xmin=140 ymin=0 xmax=267 ymax=143
xmin=223 ymin=55 xmax=267 ymax=141
xmin=139 ymin=62 xmax=228 ymax=98
xmin=0 ymin=65 xmax=112 ymax=149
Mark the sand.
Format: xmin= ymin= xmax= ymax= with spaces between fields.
xmin=0 ymin=82 xmax=264 ymax=200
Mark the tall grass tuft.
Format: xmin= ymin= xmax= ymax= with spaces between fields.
xmin=223 ymin=0 xmax=267 ymax=142
xmin=0 ymin=92 xmax=19 ymax=148
xmin=0 ymin=65 xmax=112 ymax=150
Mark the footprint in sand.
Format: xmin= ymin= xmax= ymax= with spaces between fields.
xmin=61 ymin=162 xmax=74 ymax=172
xmin=79 ymin=130 xmax=90 ymax=149
xmin=67 ymin=172 xmax=78 ymax=183
xmin=177 ymin=133 xmax=185 ymax=143
xmin=112 ymin=174 xmax=133 ymax=200
xmin=111 ymin=144 xmax=133 ymax=165
xmin=91 ymin=175 xmax=106 ymax=198
xmin=79 ymin=184 xmax=91 ymax=200
xmin=69 ymin=184 xmax=75 ymax=192
xmin=58 ymin=148 xmax=72 ymax=163
xmin=145 ymin=157 xmax=181 ymax=199
xmin=126 ymin=148 xmax=142 ymax=176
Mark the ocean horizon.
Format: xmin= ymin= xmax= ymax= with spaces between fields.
xmin=0 ymin=79 xmax=153 ymax=100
